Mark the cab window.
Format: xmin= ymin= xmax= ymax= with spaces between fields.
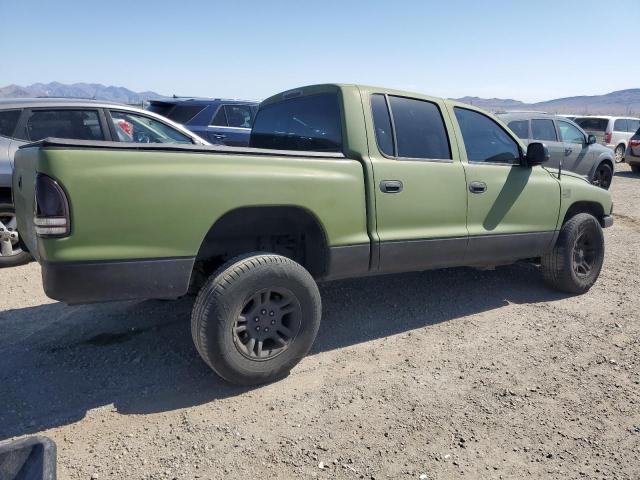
xmin=110 ymin=111 xmax=193 ymax=144
xmin=454 ymin=108 xmax=520 ymax=164
xmin=558 ymin=121 xmax=584 ymax=144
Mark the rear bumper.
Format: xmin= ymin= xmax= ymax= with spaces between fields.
xmin=42 ymin=257 xmax=195 ymax=304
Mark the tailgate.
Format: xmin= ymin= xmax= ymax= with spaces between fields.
xmin=12 ymin=146 xmax=39 ymax=260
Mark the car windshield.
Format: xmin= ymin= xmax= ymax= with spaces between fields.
xmin=573 ymin=117 xmax=608 ymax=132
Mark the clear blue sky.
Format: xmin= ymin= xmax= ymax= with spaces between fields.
xmin=1 ymin=0 xmax=638 ymax=102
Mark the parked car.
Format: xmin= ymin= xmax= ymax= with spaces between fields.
xmin=573 ymin=116 xmax=640 ymax=163
xmin=13 ymin=84 xmax=613 ymax=386
xmin=146 ymin=98 xmax=259 ymax=146
xmin=625 ymin=127 xmax=640 ymax=173
xmin=497 ymin=112 xmax=615 ymax=189
xmin=0 ymin=98 xmax=208 ymax=267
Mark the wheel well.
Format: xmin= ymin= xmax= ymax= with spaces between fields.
xmin=0 ymin=187 xmax=11 ymax=205
xmin=193 ymin=206 xmax=329 ymax=285
xmin=563 ymin=201 xmax=605 ymax=225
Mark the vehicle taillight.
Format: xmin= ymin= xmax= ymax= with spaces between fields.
xmin=630 ymin=139 xmax=640 ymax=147
xmin=34 ymin=173 xmax=70 ymax=237
xmin=604 ymin=132 xmax=612 ymax=143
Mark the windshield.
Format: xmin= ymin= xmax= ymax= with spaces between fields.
xmin=250 ymin=92 xmax=342 ymax=152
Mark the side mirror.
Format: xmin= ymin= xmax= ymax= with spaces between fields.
xmin=587 ymin=134 xmax=597 ymax=145
xmin=525 ymin=142 xmax=550 ymax=167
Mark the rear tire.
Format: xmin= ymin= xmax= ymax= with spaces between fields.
xmin=541 ymin=213 xmax=604 ymax=294
xmin=191 ymin=253 xmax=321 ymax=386
xmin=0 ymin=203 xmax=32 ymax=268
xmin=591 ymin=162 xmax=613 ymax=189
xmin=614 ymin=144 xmax=625 ymax=163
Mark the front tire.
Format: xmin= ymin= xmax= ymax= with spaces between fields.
xmin=591 ymin=162 xmax=613 ymax=189
xmin=191 ymin=253 xmax=321 ymax=386
xmin=0 ymin=203 xmax=32 ymax=268
xmin=614 ymin=144 xmax=625 ymax=163
xmin=541 ymin=213 xmax=604 ymax=294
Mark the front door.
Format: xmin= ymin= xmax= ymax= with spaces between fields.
xmin=450 ymin=105 xmax=560 ymax=265
xmin=366 ymin=91 xmax=469 ymax=274
xmin=557 ymin=119 xmax=592 ymax=175
xmin=531 ymin=118 xmax=565 ymax=170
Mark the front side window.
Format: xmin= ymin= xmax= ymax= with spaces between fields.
xmin=531 ymin=119 xmax=557 ymax=141
xmin=250 ymin=92 xmax=342 ymax=152
xmin=0 ymin=109 xmax=21 ymax=138
xmin=225 ymin=105 xmax=253 ymax=128
xmin=110 ymin=111 xmax=192 ymax=144
xmin=454 ymin=108 xmax=520 ymax=164
xmin=26 ymin=110 xmax=104 ymax=142
xmin=371 ymin=94 xmax=394 ymax=156
xmin=558 ymin=121 xmax=584 ymax=144
xmin=507 ymin=120 xmax=529 ymax=140
xmin=614 ymin=119 xmax=628 ymax=132
xmin=387 ymin=96 xmax=450 ymax=159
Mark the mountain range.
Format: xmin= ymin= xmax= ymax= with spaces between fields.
xmin=1 ymin=82 xmax=639 ymax=116
xmin=0 ymin=82 xmax=166 ymax=104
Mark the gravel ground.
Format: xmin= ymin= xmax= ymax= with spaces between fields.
xmin=1 ymin=165 xmax=639 ymax=480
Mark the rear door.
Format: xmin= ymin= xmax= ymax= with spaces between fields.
xmin=530 ymin=118 xmax=565 ymax=169
xmin=450 ymin=105 xmax=560 ymax=265
xmin=366 ymin=91 xmax=469 ymax=274
xmin=206 ymin=104 xmax=253 ymax=146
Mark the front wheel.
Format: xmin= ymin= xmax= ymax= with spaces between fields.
xmin=191 ymin=253 xmax=321 ymax=385
xmin=0 ymin=204 xmax=32 ymax=268
xmin=541 ymin=213 xmax=605 ymax=294
xmin=614 ymin=144 xmax=625 ymax=163
xmin=591 ymin=162 xmax=613 ymax=189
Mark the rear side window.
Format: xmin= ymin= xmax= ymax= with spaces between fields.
xmin=574 ymin=117 xmax=608 ymax=132
xmin=507 ymin=120 xmax=529 ymax=139
xmin=225 ymin=105 xmax=253 ymax=128
xmin=454 ymin=107 xmax=520 ymax=164
xmin=0 ymin=109 xmax=21 ymax=138
xmin=371 ymin=94 xmax=394 ymax=156
xmin=165 ymin=105 xmax=206 ymax=124
xmin=26 ymin=110 xmax=104 ymax=141
xmin=614 ymin=119 xmax=628 ymax=132
xmin=531 ymin=119 xmax=557 ymax=141
xmin=628 ymin=119 xmax=640 ymax=132
xmin=210 ymin=106 xmax=227 ymax=126
xmin=146 ymin=102 xmax=174 ymax=117
xmin=387 ymin=96 xmax=451 ymax=159
xmin=250 ymin=92 xmax=342 ymax=152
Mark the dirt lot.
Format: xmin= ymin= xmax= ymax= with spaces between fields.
xmin=1 ymin=165 xmax=639 ymax=480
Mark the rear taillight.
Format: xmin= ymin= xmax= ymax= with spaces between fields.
xmin=34 ymin=174 xmax=70 ymax=237
xmin=630 ymin=139 xmax=640 ymax=147
xmin=604 ymin=132 xmax=612 ymax=143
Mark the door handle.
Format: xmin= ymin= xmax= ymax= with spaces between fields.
xmin=468 ymin=181 xmax=487 ymax=194
xmin=379 ymin=180 xmax=403 ymax=193
xmin=212 ymin=133 xmax=226 ymax=139
xmin=564 ymin=148 xmax=573 ymax=156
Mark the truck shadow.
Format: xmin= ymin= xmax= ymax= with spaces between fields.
xmin=0 ymin=263 xmax=565 ymax=439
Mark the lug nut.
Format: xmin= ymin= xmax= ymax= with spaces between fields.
xmin=256 ymin=326 xmax=261 ymax=331
xmin=261 ymin=309 xmax=267 ymax=315
xmin=269 ymin=311 xmax=275 ymax=317
xmin=264 ymin=327 xmax=269 ymax=332
xmin=254 ymin=317 xmax=259 ymax=322
xmin=271 ymin=320 xmax=276 ymax=325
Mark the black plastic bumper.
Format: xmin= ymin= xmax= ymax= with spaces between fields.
xmin=602 ymin=215 xmax=614 ymax=228
xmin=42 ymin=257 xmax=195 ymax=304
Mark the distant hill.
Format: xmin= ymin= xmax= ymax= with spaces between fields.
xmin=454 ymin=89 xmax=640 ymax=116
xmin=0 ymin=82 xmax=167 ymax=104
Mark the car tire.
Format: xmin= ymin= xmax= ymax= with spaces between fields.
xmin=591 ymin=162 xmax=613 ymax=189
xmin=614 ymin=144 xmax=625 ymax=163
xmin=631 ymin=164 xmax=640 ymax=174
xmin=191 ymin=253 xmax=321 ymax=386
xmin=541 ymin=213 xmax=604 ymax=294
xmin=0 ymin=203 xmax=32 ymax=268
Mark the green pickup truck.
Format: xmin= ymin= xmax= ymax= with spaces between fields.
xmin=13 ymin=84 xmax=613 ymax=385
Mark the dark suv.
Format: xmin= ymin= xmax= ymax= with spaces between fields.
xmin=147 ymin=98 xmax=259 ymax=146
xmin=0 ymin=98 xmax=208 ymax=268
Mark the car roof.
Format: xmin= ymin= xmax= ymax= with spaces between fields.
xmin=0 ymin=97 xmax=141 ymax=109
xmin=148 ymin=98 xmax=259 ymax=106
xmin=496 ymin=112 xmax=564 ymax=121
